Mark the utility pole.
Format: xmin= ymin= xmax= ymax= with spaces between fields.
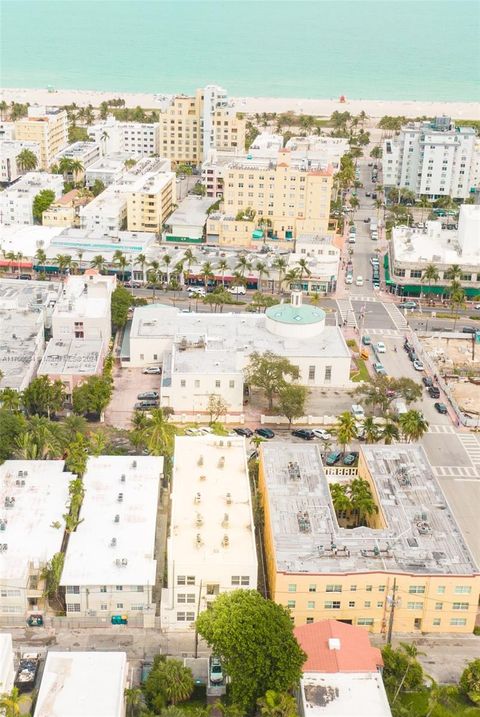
xmin=386 ymin=577 xmax=397 ymax=645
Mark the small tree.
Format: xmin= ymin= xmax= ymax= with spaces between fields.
xmin=22 ymin=376 xmax=65 ymax=418
xmin=40 ymin=552 xmax=65 ymax=605
xmin=245 ymin=351 xmax=300 ymax=410
xmin=72 ymin=376 xmax=113 ymax=419
xmin=460 ymin=658 xmax=480 ymax=705
xmin=91 ymin=179 xmax=106 ymax=197
xmin=258 ymin=690 xmax=299 ymax=717
xmin=143 ymin=656 xmax=194 ymax=712
xmin=111 ymin=284 xmax=133 ymax=331
xmin=32 ymin=189 xmax=56 ymax=223
xmin=207 ymin=394 xmax=229 ymax=424
xmin=277 ymin=383 xmax=308 ymax=427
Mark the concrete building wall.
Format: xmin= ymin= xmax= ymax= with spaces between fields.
xmin=0 ymin=172 xmax=64 ymax=225
xmin=15 ymin=107 xmax=68 ymax=169
xmin=126 ymin=172 xmax=176 ymax=232
xmin=0 ymin=140 xmax=41 ymax=183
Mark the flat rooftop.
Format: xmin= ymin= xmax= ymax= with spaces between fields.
xmin=61 ymin=456 xmax=163 ymax=586
xmin=260 ymin=443 xmax=478 ymax=576
xmin=300 ymin=672 xmax=392 ymax=717
xmin=34 ymin=651 xmax=127 ymax=717
xmin=170 ymin=343 xmax=241 ymax=374
xmin=166 ymin=195 xmax=214 ymax=227
xmin=0 ymin=309 xmax=44 ymax=390
xmin=0 ymin=461 xmax=72 ymax=583
xmin=392 ymin=224 xmax=479 ymax=264
xmin=169 ymin=436 xmax=257 ymax=572
xmin=0 ymin=224 xmax=65 ymax=258
xmin=0 ymin=278 xmax=60 ymax=310
xmin=132 ymin=304 xmax=349 ymax=360
xmin=38 ymin=338 xmax=103 ymax=376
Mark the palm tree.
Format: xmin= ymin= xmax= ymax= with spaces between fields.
xmin=257 ymin=690 xmax=299 ymax=717
xmin=217 ymin=258 xmax=229 ymax=287
xmin=70 ymin=158 xmax=84 ymax=182
xmin=393 ymin=643 xmax=426 ymax=704
xmin=296 ymin=258 xmax=311 ymax=288
xmin=362 ymin=416 xmax=380 ymax=443
xmin=135 ymin=253 xmax=147 ymax=282
xmin=255 ymin=261 xmax=270 ymax=291
xmin=162 ymin=254 xmax=172 ymax=284
xmin=35 ymin=248 xmax=47 ymax=275
xmin=147 ymin=259 xmax=161 ymax=300
xmin=113 ymin=250 xmax=128 ymax=280
xmin=201 ymin=261 xmax=215 ymax=291
xmin=235 ymin=255 xmax=252 ymax=279
xmin=329 ymin=482 xmax=353 ymax=515
xmin=449 ymin=281 xmax=466 ymax=330
xmin=160 ymin=659 xmax=194 ymax=705
xmin=349 ymin=195 xmax=360 ymax=219
xmin=124 ymin=687 xmax=144 ymax=717
xmin=381 ymin=421 xmax=399 ymax=445
xmin=58 ymin=156 xmax=74 ymax=181
xmin=0 ymin=100 xmax=7 ymax=121
xmin=422 ymin=263 xmax=439 ymax=299
xmin=55 ymin=254 xmax=72 ymax=282
xmin=16 ymin=148 xmax=38 ymax=173
xmin=398 ymin=410 xmax=429 ymax=442
xmin=444 ymin=264 xmax=462 ymax=283
xmin=90 ymin=255 xmax=106 ymax=273
xmin=142 ymin=408 xmax=176 ymax=458
xmin=335 ymin=411 xmax=358 ymax=452
xmin=28 ymin=416 xmax=63 ymax=458
xmin=100 ymin=129 xmax=109 ymax=154
xmin=418 ymin=195 xmax=431 ymax=221
xmin=0 ymin=388 xmax=21 ymax=411
xmin=0 ymin=686 xmax=23 ymax=717
xmin=283 ymin=267 xmax=300 ymax=292
xmin=273 ymin=256 xmax=287 ymax=294
xmin=349 ymin=478 xmax=378 ymax=527
xmin=258 ymin=216 xmax=272 ymax=245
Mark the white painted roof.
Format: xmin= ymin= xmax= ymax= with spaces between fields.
xmin=300 ymin=672 xmax=392 ymax=717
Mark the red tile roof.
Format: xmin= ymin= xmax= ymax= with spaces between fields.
xmin=294 ymin=620 xmax=383 ymax=673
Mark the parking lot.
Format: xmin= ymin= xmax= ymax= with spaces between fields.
xmin=105 ymin=366 xmax=161 ymax=429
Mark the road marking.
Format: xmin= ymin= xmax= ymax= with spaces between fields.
xmin=453 ymin=478 xmax=480 ymax=482
xmin=383 ymin=302 xmax=408 ymax=330
xmin=366 ymin=328 xmax=403 ymax=338
xmin=350 ymin=295 xmax=379 ymax=303
xmin=336 ymin=298 xmax=357 ymax=328
xmin=427 ymin=424 xmax=457 ymax=434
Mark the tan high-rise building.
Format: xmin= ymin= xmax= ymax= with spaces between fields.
xmin=218 ymin=149 xmax=333 ymax=242
xmin=126 ymin=172 xmax=176 ymax=233
xmin=15 ymin=106 xmax=68 ymax=170
xmin=157 ymin=85 xmax=245 ymax=166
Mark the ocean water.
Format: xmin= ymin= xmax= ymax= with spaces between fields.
xmin=1 ymin=0 xmax=479 ymax=101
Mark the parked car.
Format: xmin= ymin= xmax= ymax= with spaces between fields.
xmin=125 ymin=280 xmax=142 ymax=288
xmin=355 ymin=276 xmax=364 ymax=286
xmin=311 ymin=428 xmax=331 ymax=440
xmin=233 ymin=427 xmax=253 ymax=437
xmin=362 ymin=335 xmax=371 ymax=346
xmin=210 ymin=656 xmax=223 ymax=685
xmin=373 ymin=362 xmax=387 ymax=375
xmin=19 ymin=274 xmax=32 ymax=280
xmin=345 ymin=274 xmax=353 ymax=285
xmin=413 ymin=359 xmax=424 ymax=371
xmin=255 ymin=427 xmax=275 ymax=439
xmin=404 ymin=340 xmax=413 ymax=353
xmin=351 ymin=404 xmax=365 ymax=419
xmin=343 ymin=452 xmax=358 ymax=465
xmin=370 ymin=256 xmax=379 ymax=266
xmin=400 ymin=300 xmax=418 ymax=309
xmin=462 ymin=326 xmax=476 ymax=334
xmin=422 ymin=376 xmax=433 ymax=387
xmin=474 ymin=304 xmax=480 ymax=310
xmin=134 ymin=401 xmax=158 ymax=410
xmin=375 ymin=341 xmax=386 ymax=354
xmin=363 ymin=217 xmax=371 ymax=222
xmin=292 ymin=429 xmax=315 ymax=440
xmin=187 ymin=286 xmax=206 ymax=296
xmin=325 ymin=450 xmax=342 ymax=465
xmin=137 ymin=391 xmax=159 ymax=400
xmin=142 ymin=366 xmax=162 ymax=374
xmin=428 ymin=386 xmax=441 ymax=399
xmin=228 ymin=285 xmax=246 ymax=295
xmin=434 ymin=402 xmax=448 ymax=414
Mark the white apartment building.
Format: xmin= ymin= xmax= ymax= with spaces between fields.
xmin=54 ymin=140 xmax=101 ymax=177
xmin=85 ymin=155 xmax=130 ymax=187
xmin=382 ymin=117 xmax=478 ymax=199
xmin=0 ymin=633 xmax=15 ymax=694
xmin=0 ymin=460 xmax=72 ymax=622
xmin=34 ymin=651 xmax=128 ymax=717
xmin=15 ymin=106 xmax=68 ymax=169
xmin=79 ymin=184 xmax=128 ymax=233
xmin=0 ymin=140 xmax=41 ymax=183
xmin=287 ymin=234 xmax=340 ymax=294
xmin=0 ymin=171 xmax=64 ymax=225
xmin=0 ymin=122 xmax=15 ymax=141
xmin=0 ymin=308 xmax=45 ymax=391
xmin=60 ymin=456 xmax=163 ymax=623
xmin=285 ymin=134 xmax=350 ymax=173
xmin=88 ymin=116 xmax=160 ymax=157
xmin=51 ymin=270 xmax=115 ymax=350
xmin=161 ymin=436 xmax=257 ymax=629
xmin=388 ymin=204 xmax=480 ymax=298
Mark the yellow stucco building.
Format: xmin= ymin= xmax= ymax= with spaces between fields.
xmin=126 ymin=172 xmax=176 ymax=233
xmin=15 ymin=106 xmax=68 ymax=170
xmin=258 ymin=442 xmax=480 ymax=635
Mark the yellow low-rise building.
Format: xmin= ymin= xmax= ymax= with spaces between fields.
xmin=258 ymin=442 xmax=480 ymax=635
xmin=42 ymin=189 xmax=90 ymax=228
xmin=126 ymin=172 xmax=176 ymax=233
xmin=15 ymin=106 xmax=68 ymax=170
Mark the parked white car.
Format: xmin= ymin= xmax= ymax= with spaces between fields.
xmin=355 ymin=276 xmax=364 ymax=286
xmin=228 ymin=285 xmax=246 ymax=295
xmin=376 ymin=342 xmax=386 ymax=353
xmin=187 ymin=286 xmax=206 ymax=297
xmin=351 ymin=404 xmax=365 ymax=419
xmin=311 ymin=428 xmax=332 ymax=440
xmin=345 ymin=274 xmax=353 ymax=285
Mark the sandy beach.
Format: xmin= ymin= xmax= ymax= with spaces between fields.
xmin=1 ymin=87 xmax=479 ymax=120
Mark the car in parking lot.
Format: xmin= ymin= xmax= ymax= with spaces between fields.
xmin=375 ymin=341 xmax=386 ymax=353
xmin=413 ymin=359 xmax=424 ymax=371
xmin=210 ymin=656 xmax=223 ymax=685
xmin=325 ymin=450 xmax=342 ymax=465
xmin=137 ymin=391 xmax=159 ymax=400
xmin=233 ymin=427 xmax=253 ymax=437
xmin=351 ymin=404 xmax=365 ymax=419
xmin=400 ymin=300 xmax=418 ymax=310
xmin=292 ymin=429 xmax=315 ymax=440
xmin=462 ymin=326 xmax=476 ymax=334
xmin=134 ymin=401 xmax=159 ymax=410
xmin=434 ymin=402 xmax=448 ymax=414
xmin=228 ymin=285 xmax=246 ymax=295
xmin=187 ymin=286 xmax=206 ymax=296
xmin=422 ymin=376 xmax=433 ymax=387
xmin=428 ymin=386 xmax=440 ymax=399
xmin=373 ymin=362 xmax=387 ymax=375
xmin=343 ymin=452 xmax=358 ymax=465
xmin=311 ymin=428 xmax=331 ymax=440
xmin=255 ymin=427 xmax=275 ymax=439
xmin=355 ymin=276 xmax=364 ymax=286
xmin=142 ymin=366 xmax=162 ymax=374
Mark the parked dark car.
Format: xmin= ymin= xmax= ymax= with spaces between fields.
xmin=134 ymin=400 xmax=159 ymax=410
xmin=325 ymin=450 xmax=342 ymax=465
xmin=428 ymin=386 xmax=441 ymax=399
xmin=137 ymin=391 xmax=159 ymax=400
xmin=233 ymin=427 xmax=253 ymax=438
xmin=19 ymin=274 xmax=32 ymax=280
xmin=255 ymin=427 xmax=275 ymax=439
xmin=462 ymin=326 xmax=476 ymax=334
xmin=343 ymin=452 xmax=358 ymax=465
xmin=292 ymin=429 xmax=315 ymax=440
xmin=434 ymin=402 xmax=448 ymax=414
xmin=422 ymin=376 xmax=433 ymax=387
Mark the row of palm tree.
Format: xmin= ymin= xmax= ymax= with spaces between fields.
xmin=51 ymin=156 xmax=84 ymax=182
xmin=334 ymin=408 xmax=429 ymax=451
xmin=330 ymin=478 xmax=378 ymax=527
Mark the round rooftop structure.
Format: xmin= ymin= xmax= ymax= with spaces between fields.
xmin=265 ymin=291 xmax=326 ymax=338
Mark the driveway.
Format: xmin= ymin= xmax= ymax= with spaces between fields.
xmin=105 ymin=366 xmax=161 ymax=429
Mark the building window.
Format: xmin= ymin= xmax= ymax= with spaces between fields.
xmin=435 ymin=602 xmax=443 ymax=610
xmin=241 ymin=576 xmax=250 ymax=586
xmin=136 ymin=586 xmax=144 ymax=592
xmin=366 ymin=585 xmax=372 ymax=592
xmin=450 ymin=618 xmax=467 ymax=626
xmin=100 ymin=586 xmax=107 ymax=593
xmin=194 ymin=380 xmax=200 ymax=388
xmin=364 ymin=601 xmax=371 ymax=608
xmin=325 ymin=601 xmax=341 ymax=609
xmin=116 ymin=586 xmax=123 ymax=591
xmin=287 ymin=600 xmax=296 ymax=609
xmin=288 ymin=584 xmax=297 ymax=593
xmin=307 ymin=601 xmax=315 ymax=609
xmin=437 ymin=586 xmax=446 ymax=594
xmin=378 ymin=585 xmax=386 ymax=592
xmin=350 ymin=585 xmax=357 ymax=592
xmin=407 ymin=602 xmax=424 ymax=610
xmin=66 ymin=586 xmax=80 ymax=594
xmin=408 ymin=586 xmax=425 ymax=594
xmin=66 ymin=604 xmax=80 ymax=612
xmin=177 ymin=576 xmax=195 ymax=586
xmin=100 ymin=604 xmax=108 ymax=611
xmin=349 ymin=601 xmax=355 ymax=608
xmin=308 ymin=365 xmax=315 ymax=381
xmin=357 ymin=618 xmax=374 ymax=626
xmin=433 ymin=618 xmax=441 ymax=626
xmin=377 ymin=601 xmax=384 ymax=608
xmin=326 ymin=585 xmax=342 ymax=593
xmin=453 ymin=602 xmax=469 ymax=611
xmin=229 ymin=380 xmax=235 ymax=388
xmin=180 ymin=380 xmax=186 ymax=388
xmin=177 ymin=612 xmax=195 ymax=622
xmin=231 ymin=576 xmax=240 ymax=586
xmin=309 ymin=584 xmax=317 ymax=593
xmin=455 ymin=586 xmax=472 ymax=594
xmin=324 ymin=366 xmax=332 ymax=382
xmin=410 ymin=270 xmax=422 ymax=278
xmin=117 ymin=603 xmax=123 ymax=609
xmin=306 ymin=617 xmax=314 ymax=624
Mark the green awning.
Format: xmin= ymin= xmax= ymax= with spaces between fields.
xmin=165 ymin=235 xmax=204 ymax=244
xmin=252 ymin=230 xmax=264 ymax=239
xmin=383 ymin=254 xmax=394 ymax=285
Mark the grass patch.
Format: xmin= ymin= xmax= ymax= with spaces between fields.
xmin=347 ymin=339 xmax=359 ymax=352
xmin=351 ymin=358 xmax=369 ymax=382
xmin=396 ymin=687 xmax=478 ymax=717
xmin=468 ymin=315 xmax=480 ymax=322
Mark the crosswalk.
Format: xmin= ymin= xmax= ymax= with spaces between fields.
xmin=336 ymin=298 xmax=357 ymax=328
xmin=383 ymin=302 xmax=409 ymax=330
xmin=431 ymin=465 xmax=479 ymax=478
xmin=457 ymin=434 xmax=480 ymax=469
xmin=350 ymin=295 xmax=379 ymax=303
xmin=367 ymin=328 xmax=403 ymax=338
xmin=427 ymin=424 xmax=458 ymax=434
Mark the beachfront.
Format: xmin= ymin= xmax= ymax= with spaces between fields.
xmin=1 ymin=86 xmax=479 ymax=120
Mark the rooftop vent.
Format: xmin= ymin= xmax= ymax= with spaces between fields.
xmin=199 ymin=474 xmax=206 ymax=481
xmin=196 ymin=533 xmax=203 ymax=547
xmin=328 ymin=638 xmax=341 ymax=651
xmin=297 ymin=511 xmax=311 ymax=533
xmin=15 ymin=480 xmax=26 ymax=487
xmin=122 ymin=558 xmax=128 ymax=566
xmin=222 ymin=534 xmax=229 ymax=548
xmin=222 ymin=513 xmax=229 ymax=528
xmin=132 ymin=460 xmax=137 ymax=468
xmin=120 ymin=474 xmax=126 ymax=482
xmin=114 ymin=514 xmax=120 ymax=523
xmin=194 ymin=492 xmax=201 ymax=504
xmin=110 ymin=537 xmax=117 ymax=547
xmin=226 ymin=493 xmax=232 ymax=504
xmin=195 ymin=513 xmax=203 ymax=527
xmin=4 ymin=497 xmax=15 ymax=508
xmin=117 ymin=492 xmax=124 ymax=502
xmin=0 ymin=520 xmax=7 ymax=531
xmin=218 ymin=456 xmax=225 ymax=469
xmin=288 ymin=461 xmax=301 ymax=481
xmin=0 ymin=544 xmax=8 ymax=552
xmin=198 ymin=455 xmax=204 ymax=466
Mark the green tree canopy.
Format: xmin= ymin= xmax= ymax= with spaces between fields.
xmin=22 ymin=376 xmax=65 ymax=417
xmin=196 ymin=590 xmax=306 ymax=712
xmin=0 ymin=408 xmax=27 ymax=462
xmin=32 ymin=189 xmax=56 ymax=223
xmin=277 ymin=383 xmax=308 ymax=427
xmin=245 ymin=351 xmax=300 ymax=410
xmin=72 ymin=375 xmax=113 ymax=418
xmin=112 ymin=284 xmax=133 ymax=331
xmin=143 ymin=657 xmax=194 ymax=712
xmin=16 ymin=148 xmax=38 ymax=172
xmin=460 ymin=658 xmax=480 ymax=705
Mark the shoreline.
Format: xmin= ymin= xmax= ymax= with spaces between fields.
xmin=1 ymin=87 xmax=479 ymax=120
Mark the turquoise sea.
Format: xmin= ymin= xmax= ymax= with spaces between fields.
xmin=1 ymin=0 xmax=479 ymax=101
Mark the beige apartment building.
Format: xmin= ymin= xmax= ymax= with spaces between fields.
xmin=126 ymin=171 xmax=176 ymax=232
xmin=15 ymin=106 xmax=68 ymax=169
xmin=259 ymin=443 xmax=480 ymax=635
xmin=216 ymin=149 xmax=333 ymax=243
xmin=157 ymin=85 xmax=245 ymax=166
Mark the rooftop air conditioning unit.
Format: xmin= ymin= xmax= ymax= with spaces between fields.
xmin=132 ymin=460 xmax=137 ymax=468
xmin=117 ymin=493 xmax=123 ymax=502
xmin=121 ymin=558 xmax=128 ymax=566
xmin=114 ymin=514 xmax=120 ymax=523
xmin=222 ymin=513 xmax=229 ymax=528
xmin=197 ymin=456 xmax=204 ymax=466
xmin=110 ymin=537 xmax=117 ymax=547
xmin=226 ymin=493 xmax=232 ymax=504
xmin=199 ymin=474 xmax=206 ymax=481
xmin=218 ymin=457 xmax=225 ymax=469
xmin=194 ymin=492 xmax=201 ymax=504
xmin=222 ymin=534 xmax=229 ymax=548
xmin=120 ymin=474 xmax=126 ymax=482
